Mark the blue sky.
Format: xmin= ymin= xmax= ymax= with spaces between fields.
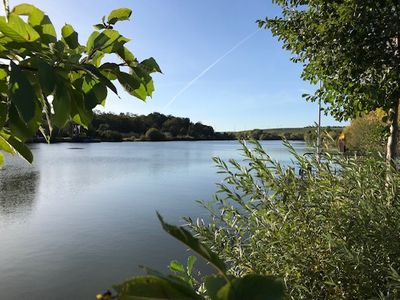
xmin=10 ymin=0 xmax=345 ymax=131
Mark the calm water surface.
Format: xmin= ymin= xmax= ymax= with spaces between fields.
xmin=0 ymin=140 xmax=309 ymax=300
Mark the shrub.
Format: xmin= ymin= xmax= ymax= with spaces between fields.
xmin=145 ymin=127 xmax=165 ymax=141
xmin=343 ymin=110 xmax=387 ymax=153
xmin=185 ymin=141 xmax=400 ymax=299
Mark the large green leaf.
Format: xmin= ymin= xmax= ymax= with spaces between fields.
xmin=92 ymin=29 xmax=128 ymax=54
xmin=117 ymin=71 xmax=143 ymax=99
xmin=12 ymin=4 xmax=56 ymax=44
xmin=81 ymin=64 xmax=118 ymax=95
xmin=107 ymin=8 xmax=132 ymax=25
xmin=157 ymin=213 xmax=227 ymax=275
xmin=117 ymin=46 xmax=137 ymax=66
xmin=82 ymin=77 xmax=107 ymax=110
xmin=0 ymin=133 xmax=16 ymax=155
xmin=86 ymin=31 xmax=100 ymax=52
xmin=8 ymin=104 xmax=38 ymax=140
xmin=114 ymin=275 xmax=201 ymax=300
xmin=204 ymin=276 xmax=227 ymax=300
xmin=37 ymin=59 xmax=56 ymax=95
xmin=7 ymin=135 xmax=33 ymax=163
xmin=0 ymin=14 xmax=40 ymax=42
xmin=217 ymin=275 xmax=284 ymax=300
xmin=62 ymin=24 xmax=79 ymax=49
xmin=70 ymin=88 xmax=93 ymax=127
xmin=140 ymin=57 xmax=162 ymax=73
xmin=52 ymin=79 xmax=71 ymax=128
xmin=9 ymin=62 xmax=37 ymax=122
xmin=0 ymin=101 xmax=6 ymax=128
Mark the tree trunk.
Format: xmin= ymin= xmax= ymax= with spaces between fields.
xmin=386 ymin=98 xmax=400 ymax=163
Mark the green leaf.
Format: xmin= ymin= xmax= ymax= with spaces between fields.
xmin=0 ymin=68 xmax=8 ymax=80
xmin=86 ymin=31 xmax=100 ymax=52
xmin=8 ymin=104 xmax=38 ymax=140
xmin=81 ymin=64 xmax=118 ymax=95
xmin=52 ymin=79 xmax=71 ymax=128
xmin=114 ymin=275 xmax=201 ymax=300
xmin=169 ymin=260 xmax=185 ymax=274
xmin=0 ymin=152 xmax=3 ymax=165
xmin=107 ymin=8 xmax=132 ymax=25
xmin=140 ymin=57 xmax=162 ymax=73
xmin=93 ymin=23 xmax=106 ymax=30
xmin=9 ymin=62 xmax=37 ymax=122
xmin=82 ymin=78 xmax=107 ymax=110
xmin=117 ymin=46 xmax=137 ymax=66
xmin=117 ymin=71 xmax=143 ymax=99
xmin=99 ymin=63 xmax=120 ymax=80
xmin=217 ymin=275 xmax=284 ymax=300
xmin=94 ymin=29 xmax=128 ymax=53
xmin=62 ymin=24 xmax=79 ymax=49
xmin=187 ymin=256 xmax=197 ymax=275
xmin=0 ymin=14 xmax=40 ymax=42
xmin=70 ymin=88 xmax=93 ymax=128
xmin=0 ymin=133 xmax=16 ymax=155
xmin=204 ymin=275 xmax=227 ymax=300
xmin=12 ymin=4 xmax=57 ymax=44
xmin=37 ymin=60 xmax=55 ymax=95
xmin=157 ymin=213 xmax=227 ymax=275
xmin=7 ymin=136 xmax=33 ymax=163
xmin=0 ymin=101 xmax=7 ymax=128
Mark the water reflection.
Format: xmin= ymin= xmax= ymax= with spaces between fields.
xmin=0 ymin=170 xmax=39 ymax=219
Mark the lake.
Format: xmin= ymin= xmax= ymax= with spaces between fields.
xmin=0 ymin=140 xmax=309 ymax=300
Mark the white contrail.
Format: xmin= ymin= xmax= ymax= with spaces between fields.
xmin=163 ymin=30 xmax=259 ymax=110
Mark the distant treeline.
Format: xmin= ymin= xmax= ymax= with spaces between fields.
xmin=234 ymin=126 xmax=343 ymax=144
xmin=43 ymin=112 xmax=343 ymax=143
xmin=51 ymin=112 xmax=234 ymax=141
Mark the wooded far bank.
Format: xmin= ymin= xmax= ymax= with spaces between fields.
xmin=30 ymin=111 xmax=343 ymax=143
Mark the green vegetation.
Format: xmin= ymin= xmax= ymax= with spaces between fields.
xmin=184 ymin=141 xmax=400 ymax=299
xmin=235 ymin=126 xmax=342 ymax=143
xmin=97 ymin=212 xmax=284 ymax=300
xmin=45 ymin=112 xmax=342 ymax=142
xmin=258 ymin=1 xmax=400 ymax=161
xmin=0 ymin=2 xmax=160 ymax=165
xmin=343 ymin=110 xmax=387 ymax=154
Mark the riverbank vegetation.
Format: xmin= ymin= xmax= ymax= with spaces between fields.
xmin=184 ymin=141 xmax=400 ymax=299
xmin=44 ymin=111 xmax=345 ymax=143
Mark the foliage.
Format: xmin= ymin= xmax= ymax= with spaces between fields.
xmin=343 ymin=110 xmax=387 ymax=153
xmin=91 ymin=112 xmax=224 ymax=141
xmin=304 ymin=126 xmax=341 ymax=150
xmin=258 ymin=1 xmax=400 ymax=159
xmin=0 ymin=3 xmax=161 ymax=164
xmin=234 ymin=127 xmax=343 ymax=142
xmin=185 ymin=140 xmax=400 ymax=299
xmin=97 ymin=214 xmax=284 ymax=300
xmin=145 ymin=127 xmax=165 ymax=141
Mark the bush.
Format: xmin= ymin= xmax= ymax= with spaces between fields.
xmin=145 ymin=127 xmax=165 ymax=141
xmin=185 ymin=141 xmax=400 ymax=299
xmin=343 ymin=110 xmax=387 ymax=153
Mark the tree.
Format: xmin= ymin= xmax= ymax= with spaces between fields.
xmin=343 ymin=110 xmax=387 ymax=153
xmin=145 ymin=127 xmax=165 ymax=141
xmin=0 ymin=2 xmax=161 ymax=165
xmin=258 ymin=1 xmax=400 ymax=162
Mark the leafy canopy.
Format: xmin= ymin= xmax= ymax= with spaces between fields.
xmin=0 ymin=4 xmax=161 ymax=164
xmin=258 ymin=1 xmax=400 ymax=121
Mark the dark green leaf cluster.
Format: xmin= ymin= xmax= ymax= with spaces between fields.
xmin=186 ymin=140 xmax=400 ymax=299
xmin=0 ymin=4 xmax=161 ymax=164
